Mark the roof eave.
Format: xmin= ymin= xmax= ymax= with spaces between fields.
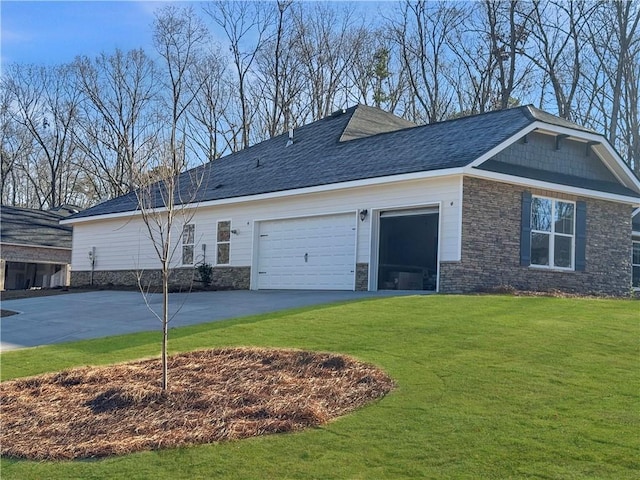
xmin=467 ymin=168 xmax=640 ymax=206
xmin=61 ymin=167 xmax=467 ymax=225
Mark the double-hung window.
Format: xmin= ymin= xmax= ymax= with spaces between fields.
xmin=216 ymin=220 xmax=231 ymax=265
xmin=182 ymin=224 xmax=195 ymax=265
xmin=633 ymin=241 xmax=640 ymax=288
xmin=530 ymin=197 xmax=575 ymax=269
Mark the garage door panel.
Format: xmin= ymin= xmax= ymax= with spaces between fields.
xmin=257 ymin=214 xmax=356 ymax=290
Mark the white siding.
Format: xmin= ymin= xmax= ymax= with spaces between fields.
xmin=70 ymin=176 xmax=463 ymax=273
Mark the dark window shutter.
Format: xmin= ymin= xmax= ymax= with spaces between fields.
xmin=575 ymin=201 xmax=587 ymax=271
xmin=520 ymin=191 xmax=532 ymax=266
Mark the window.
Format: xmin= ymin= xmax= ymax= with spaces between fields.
xmin=530 ymin=197 xmax=575 ymax=269
xmin=633 ymin=241 xmax=640 ymax=288
xmin=182 ymin=223 xmax=195 ymax=265
xmin=216 ymin=220 xmax=231 ymax=265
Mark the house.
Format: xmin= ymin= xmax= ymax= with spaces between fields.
xmin=1 ymin=206 xmax=74 ymax=290
xmin=62 ymin=105 xmax=640 ymax=296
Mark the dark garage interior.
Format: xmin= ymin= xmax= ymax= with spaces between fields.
xmin=377 ymin=212 xmax=439 ymax=291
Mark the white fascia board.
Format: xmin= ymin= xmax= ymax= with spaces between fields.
xmin=591 ymin=143 xmax=640 ymax=191
xmin=62 ymin=167 xmax=466 ymax=225
xmin=466 ymin=169 xmax=640 ymax=206
xmin=0 ymin=241 xmax=71 ymax=251
xmin=467 ymin=121 xmax=640 ymax=193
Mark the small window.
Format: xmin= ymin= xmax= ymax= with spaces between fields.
xmin=182 ymin=224 xmax=195 ymax=265
xmin=531 ymin=197 xmax=575 ymax=269
xmin=633 ymin=241 xmax=640 ymax=288
xmin=216 ymin=220 xmax=231 ymax=265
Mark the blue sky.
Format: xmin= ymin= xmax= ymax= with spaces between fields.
xmin=1 ymin=1 xmax=167 ymax=66
xmin=1 ymin=1 xmax=388 ymax=68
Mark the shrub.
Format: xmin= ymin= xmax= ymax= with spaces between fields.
xmin=196 ymin=263 xmax=213 ymax=288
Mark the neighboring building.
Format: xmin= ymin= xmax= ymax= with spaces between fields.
xmin=1 ymin=206 xmax=74 ymax=290
xmin=62 ymin=105 xmax=640 ymax=296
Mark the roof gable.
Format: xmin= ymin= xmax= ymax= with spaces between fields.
xmin=475 ymin=130 xmax=639 ymax=197
xmin=338 ymin=105 xmax=415 ymax=142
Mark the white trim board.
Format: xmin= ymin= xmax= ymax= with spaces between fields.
xmin=466 ymin=170 xmax=640 ymax=206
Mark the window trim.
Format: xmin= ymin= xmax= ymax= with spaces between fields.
xmin=632 ymin=240 xmax=640 ymax=290
xmin=182 ymin=223 xmax=195 ymax=266
xmin=216 ymin=219 xmax=231 ymax=265
xmin=530 ymin=195 xmax=576 ymax=271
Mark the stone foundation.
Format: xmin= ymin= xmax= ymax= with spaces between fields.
xmin=439 ymin=177 xmax=633 ymax=296
xmin=72 ymin=266 xmax=250 ymax=291
xmin=355 ymin=263 xmax=369 ymax=291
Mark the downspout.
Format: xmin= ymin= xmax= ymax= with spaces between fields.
xmin=89 ymin=246 xmax=96 ymax=286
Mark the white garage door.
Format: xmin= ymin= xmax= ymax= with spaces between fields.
xmin=256 ymin=213 xmax=357 ymax=290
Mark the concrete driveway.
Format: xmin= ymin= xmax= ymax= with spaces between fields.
xmin=0 ymin=289 xmax=413 ymax=352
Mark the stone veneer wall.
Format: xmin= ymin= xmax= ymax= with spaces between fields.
xmin=72 ymin=266 xmax=250 ymax=290
xmin=355 ymin=263 xmax=369 ymax=291
xmin=439 ymin=177 xmax=633 ymax=296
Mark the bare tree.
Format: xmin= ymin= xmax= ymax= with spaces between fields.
xmin=3 ymin=63 xmax=83 ymax=209
xmin=187 ymin=46 xmax=230 ymax=161
xmin=133 ymin=147 xmax=205 ymax=392
xmin=251 ymin=0 xmax=310 ymax=138
xmin=526 ymin=1 xmax=597 ymax=119
xmin=482 ymin=0 xmax=537 ymax=109
xmin=585 ymin=1 xmax=640 ymax=174
xmin=391 ymin=0 xmax=464 ymax=122
xmin=205 ymin=1 xmax=273 ymax=150
xmin=133 ymin=5 xmax=209 ymax=391
xmin=74 ymin=49 xmax=160 ymax=199
xmin=0 ymin=83 xmax=33 ymax=205
xmin=291 ymin=2 xmax=366 ymax=121
xmin=345 ymin=29 xmax=407 ymax=113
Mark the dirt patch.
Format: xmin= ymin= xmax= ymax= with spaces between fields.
xmin=0 ymin=347 xmax=394 ymax=460
xmin=0 ymin=309 xmax=18 ymax=318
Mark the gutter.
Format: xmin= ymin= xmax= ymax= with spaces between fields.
xmin=61 ymin=167 xmax=467 ymax=225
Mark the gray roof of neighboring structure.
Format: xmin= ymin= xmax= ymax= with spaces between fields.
xmin=1 ymin=206 xmax=73 ymax=249
xmin=68 ymin=104 xmax=637 ymax=220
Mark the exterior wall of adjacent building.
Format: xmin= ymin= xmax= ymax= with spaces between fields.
xmin=1 ymin=243 xmax=71 ymax=290
xmin=69 ymin=175 xmax=463 ymax=290
xmin=439 ymin=176 xmax=634 ymax=296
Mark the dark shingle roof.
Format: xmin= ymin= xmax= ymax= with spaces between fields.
xmin=68 ymin=104 xmax=632 ymax=220
xmin=1 ymin=206 xmax=72 ymax=249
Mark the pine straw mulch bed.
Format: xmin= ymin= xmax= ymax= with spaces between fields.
xmin=0 ymin=347 xmax=394 ymax=461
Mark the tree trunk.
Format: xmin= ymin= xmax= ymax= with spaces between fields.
xmin=162 ymin=267 xmax=169 ymax=391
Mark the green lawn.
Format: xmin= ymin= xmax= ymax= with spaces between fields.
xmin=1 ymin=295 xmax=638 ymax=479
